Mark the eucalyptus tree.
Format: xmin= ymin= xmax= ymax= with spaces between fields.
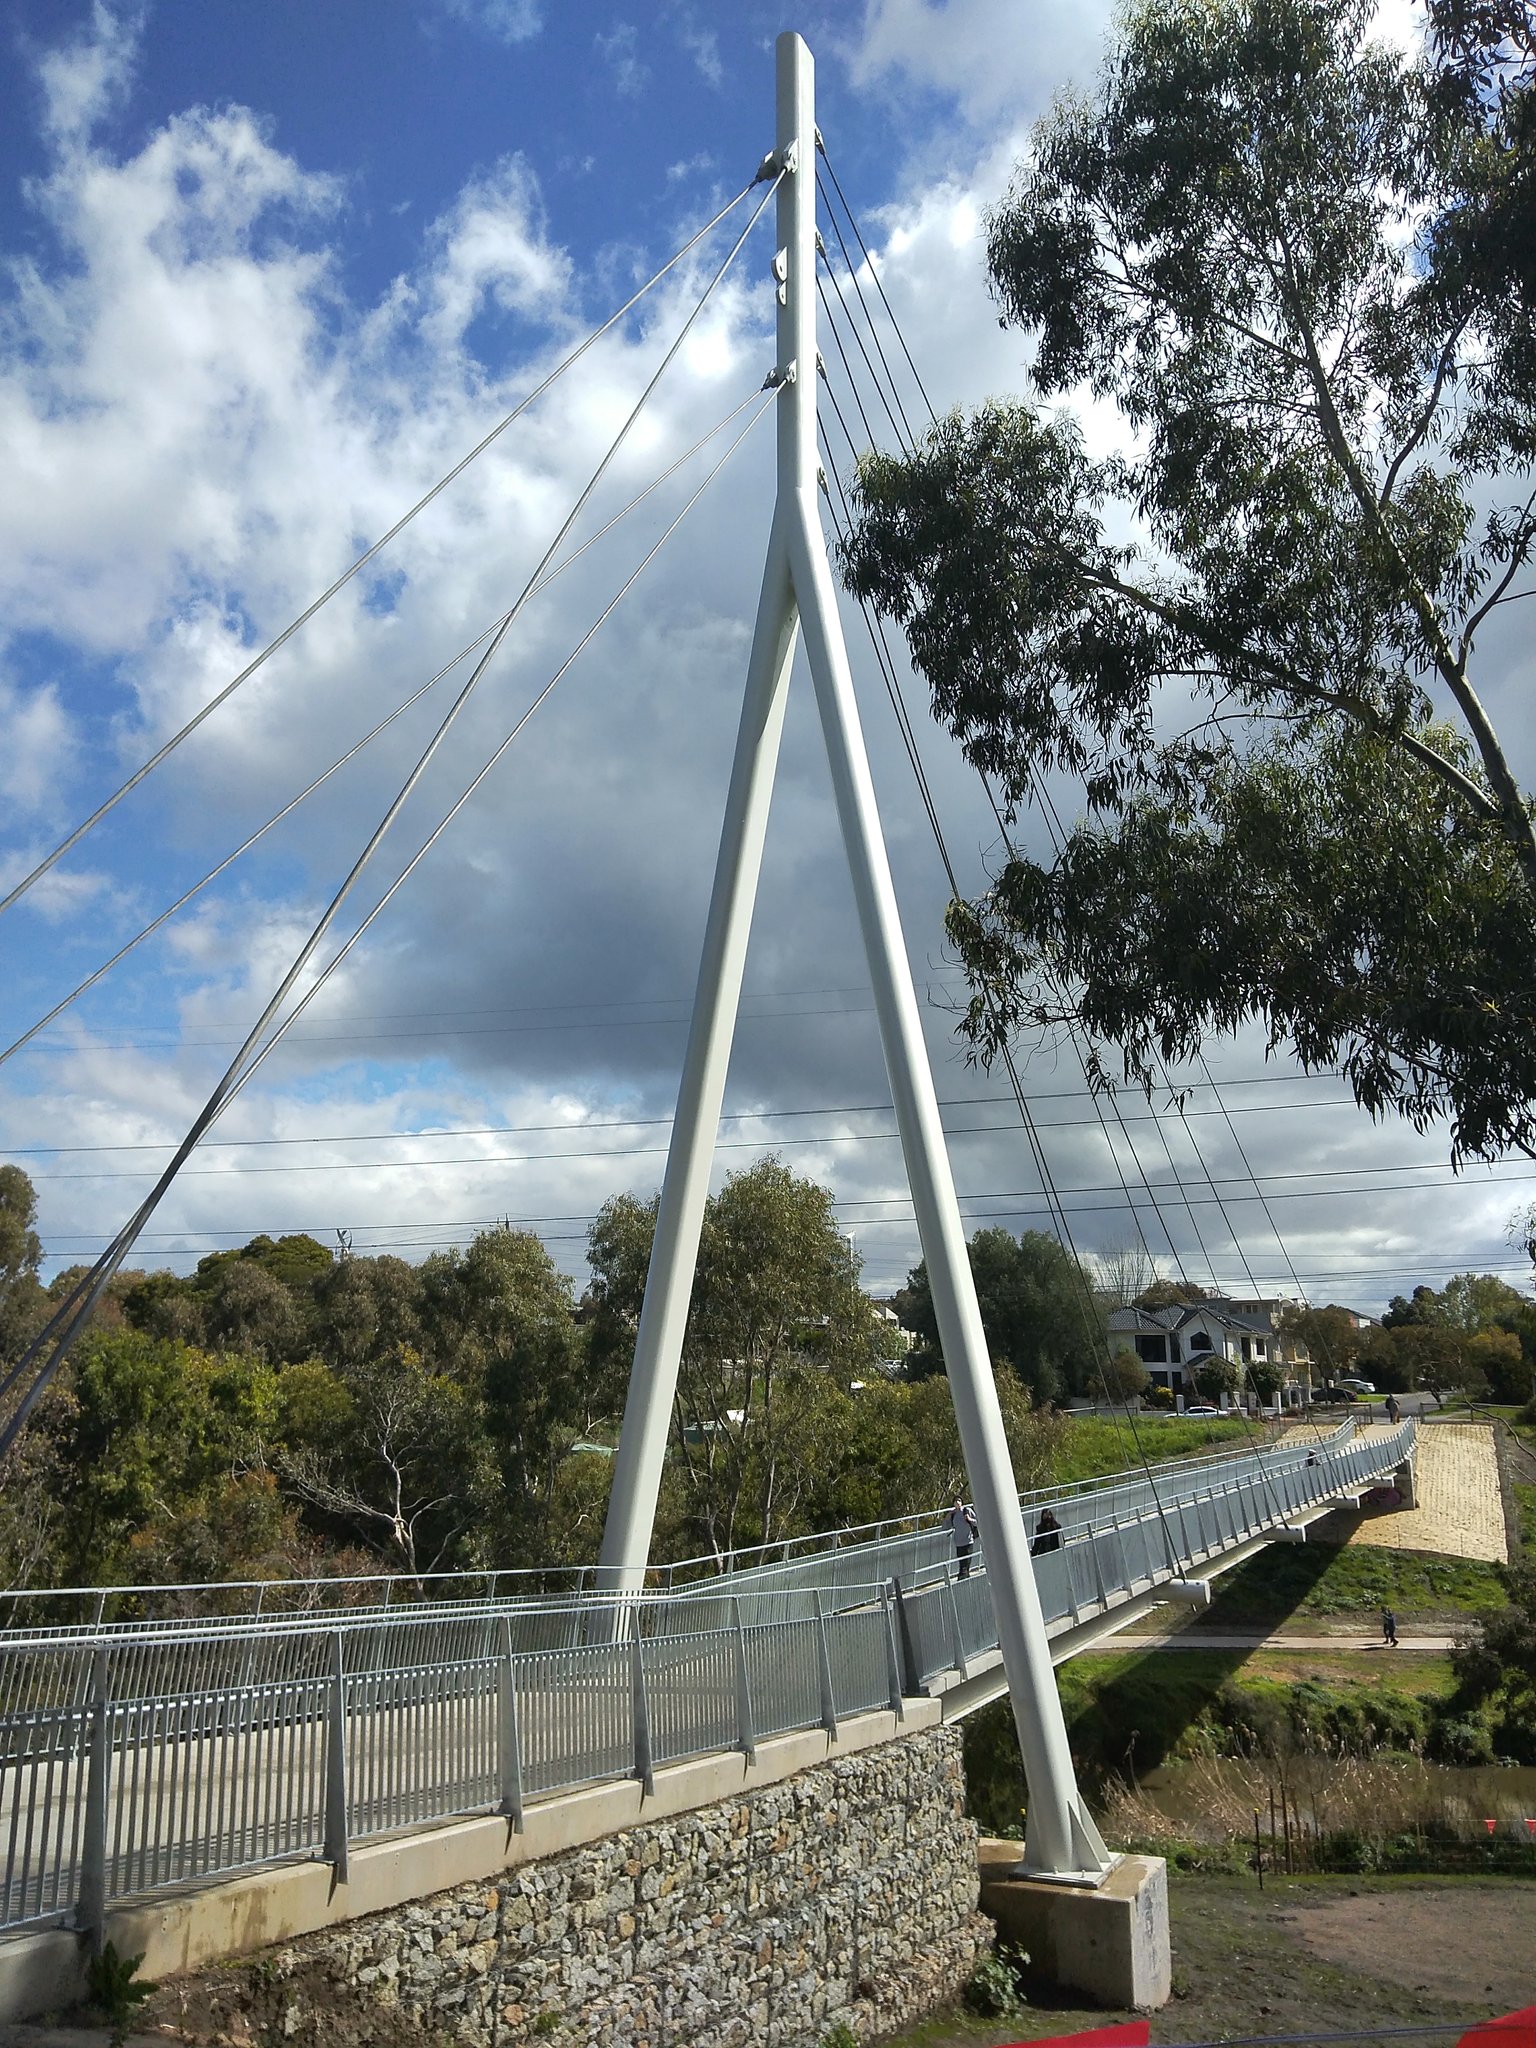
xmin=841 ymin=0 xmax=1536 ymax=1161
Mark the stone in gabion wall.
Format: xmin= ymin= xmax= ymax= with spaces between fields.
xmin=146 ymin=1725 xmax=989 ymax=2048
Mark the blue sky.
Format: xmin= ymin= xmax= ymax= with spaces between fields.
xmin=1 ymin=0 xmax=1530 ymax=1309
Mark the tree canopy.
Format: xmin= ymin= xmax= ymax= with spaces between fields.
xmin=896 ymin=1226 xmax=1105 ymax=1403
xmin=841 ymin=0 xmax=1536 ymax=1161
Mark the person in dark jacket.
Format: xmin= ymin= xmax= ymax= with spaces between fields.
xmin=1031 ymin=1508 xmax=1063 ymax=1556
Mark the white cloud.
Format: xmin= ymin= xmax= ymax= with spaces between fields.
xmin=851 ymin=0 xmax=1111 ymax=127
xmin=1 ymin=3 xmax=1520 ymax=1319
xmin=595 ymin=22 xmax=646 ymax=98
xmin=0 ymin=671 xmax=72 ymax=818
xmin=35 ymin=1 xmax=140 ymax=146
xmin=418 ymin=157 xmax=573 ymax=354
xmin=435 ymin=0 xmax=543 ymax=45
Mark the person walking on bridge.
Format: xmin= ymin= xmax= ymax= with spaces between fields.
xmin=1382 ymin=1606 xmax=1399 ymax=1647
xmin=949 ymin=1495 xmax=980 ymax=1579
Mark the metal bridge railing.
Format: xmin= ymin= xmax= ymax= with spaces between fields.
xmin=0 ymin=1420 xmax=1414 ymax=1940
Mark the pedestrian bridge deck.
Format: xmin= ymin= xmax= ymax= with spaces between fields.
xmin=0 ymin=1416 xmax=1415 ymax=1942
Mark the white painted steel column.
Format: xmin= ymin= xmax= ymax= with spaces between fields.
xmin=596 ymin=62 xmax=805 ymax=1597
xmin=776 ymin=32 xmax=1108 ymax=1881
xmin=597 ymin=28 xmax=1112 ymax=1884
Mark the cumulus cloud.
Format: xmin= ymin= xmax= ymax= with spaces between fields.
xmin=851 ymin=0 xmax=1111 ymax=127
xmin=0 ymin=1 xmax=1524 ymax=1313
xmin=34 ymin=0 xmax=141 ymax=146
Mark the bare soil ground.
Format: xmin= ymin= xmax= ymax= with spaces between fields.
xmin=881 ymin=1873 xmax=1536 ymax=2047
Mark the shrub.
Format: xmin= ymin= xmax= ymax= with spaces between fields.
xmin=1428 ymin=1713 xmax=1496 ymax=1766
xmin=965 ymin=1946 xmax=1030 ymax=2019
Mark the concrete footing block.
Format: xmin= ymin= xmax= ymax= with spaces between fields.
xmin=978 ymin=1840 xmax=1171 ymax=2011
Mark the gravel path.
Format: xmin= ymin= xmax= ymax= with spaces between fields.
xmin=1345 ymin=1421 xmax=1509 ymax=1564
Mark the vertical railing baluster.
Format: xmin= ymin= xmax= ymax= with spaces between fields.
xmin=323 ymin=1631 xmax=349 ymax=1883
xmin=941 ymin=1565 xmax=969 ymax=1678
xmin=630 ymin=1630 xmax=655 ymax=1797
xmin=811 ymin=1592 xmax=837 ymax=1739
xmin=731 ymin=1598 xmax=758 ymax=1762
xmin=497 ymin=1619 xmax=524 ymax=1832
xmin=75 ymin=1645 xmax=111 ymax=1952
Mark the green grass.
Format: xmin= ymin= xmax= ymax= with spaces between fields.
xmin=962 ymin=1647 xmax=1460 ymax=1826
xmin=1050 ymin=1414 xmax=1257 ymax=1483
xmin=1201 ymin=1535 xmax=1507 ymax=1625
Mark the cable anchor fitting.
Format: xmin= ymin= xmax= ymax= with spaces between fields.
xmin=762 ymin=365 xmax=796 ymax=391
xmin=754 ymin=141 xmax=798 ymax=182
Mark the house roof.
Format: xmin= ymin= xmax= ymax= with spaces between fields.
xmin=1108 ymin=1300 xmax=1276 ymax=1337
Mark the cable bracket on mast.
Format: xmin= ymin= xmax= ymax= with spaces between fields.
xmin=762 ymin=365 xmax=796 ymax=391
xmin=755 ymin=142 xmax=797 ymax=182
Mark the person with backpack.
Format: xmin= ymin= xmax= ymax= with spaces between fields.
xmin=949 ymin=1495 xmax=980 ymax=1579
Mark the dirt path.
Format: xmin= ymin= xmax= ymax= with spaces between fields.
xmin=881 ymin=1873 xmax=1536 ymax=2046
xmin=1283 ymin=1885 xmax=1536 ymax=2009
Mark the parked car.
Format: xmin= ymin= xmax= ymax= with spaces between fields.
xmin=1183 ymin=1403 xmax=1221 ymax=1416
xmin=1336 ymin=1377 xmax=1376 ymax=1395
xmin=1309 ymin=1384 xmax=1359 ymax=1404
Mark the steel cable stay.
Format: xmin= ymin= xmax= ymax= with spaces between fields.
xmin=822 ymin=504 xmax=1191 ymax=1572
xmin=0 ymin=1067 xmax=1372 ymax=1153
xmin=814 ymin=356 xmax=1189 ymax=1577
xmin=0 ymin=177 xmax=767 ymax=926
xmin=0 ymin=386 xmax=767 ymax=1075
xmin=813 ymin=181 xmax=918 ymax=450
xmin=817 ymin=164 xmax=1328 ymax=1350
xmin=815 ymin=140 xmax=937 ymax=423
xmin=982 ymin=769 xmax=1314 ymax=1491
xmin=820 ymin=160 xmax=1327 ymax=1486
xmin=0 ymin=185 xmax=781 ymax=1461
xmin=812 ymin=169 xmax=1305 ymax=1566
xmin=198 ymin=395 xmax=776 ymax=1129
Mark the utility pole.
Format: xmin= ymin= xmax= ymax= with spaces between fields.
xmin=596 ymin=30 xmax=1113 ymax=1886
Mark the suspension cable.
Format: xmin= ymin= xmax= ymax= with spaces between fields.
xmin=0 ymin=180 xmax=765 ymax=924
xmin=0 ymin=187 xmax=780 ymax=1456
xmin=817 ymin=373 xmax=1183 ymax=1557
xmin=815 ymin=140 xmax=937 ymax=420
xmin=0 ymin=389 xmax=765 ymax=1072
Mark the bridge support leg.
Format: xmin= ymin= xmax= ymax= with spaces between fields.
xmin=597 ymin=27 xmax=1119 ymax=1894
xmin=1394 ymin=1454 xmax=1417 ymax=1508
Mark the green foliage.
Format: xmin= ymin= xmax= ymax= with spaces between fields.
xmin=0 ymin=1161 xmax=44 ymax=1363
xmin=840 ymin=0 xmax=1536 ymax=1161
xmin=1207 ymin=1536 xmax=1508 ymax=1625
xmin=1047 ymin=1413 xmax=1252 ymax=1482
xmin=1451 ymin=1562 xmax=1536 ymax=1750
xmin=819 ymin=2023 xmax=861 ymax=2048
xmin=964 ymin=1947 xmax=1029 ymax=2020
xmin=84 ymin=1941 xmax=157 ymax=2048
xmin=531 ymin=2012 xmax=562 ymax=2038
xmin=898 ymin=1227 xmax=1103 ymax=1402
xmin=1191 ymin=1354 xmax=1241 ymax=1402
xmin=590 ymin=1159 xmax=888 ymax=1557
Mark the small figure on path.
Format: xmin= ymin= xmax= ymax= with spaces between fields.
xmin=1385 ymin=1394 xmax=1401 ymax=1424
xmin=1031 ymin=1507 xmax=1063 ymax=1556
xmin=949 ymin=1495 xmax=980 ymax=1579
xmin=1382 ymin=1606 xmax=1399 ymax=1647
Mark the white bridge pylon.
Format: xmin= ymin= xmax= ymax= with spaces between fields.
xmin=595 ymin=32 xmax=1112 ymax=1886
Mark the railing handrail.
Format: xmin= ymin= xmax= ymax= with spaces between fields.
xmin=0 ymin=1413 xmax=1357 ymax=1627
